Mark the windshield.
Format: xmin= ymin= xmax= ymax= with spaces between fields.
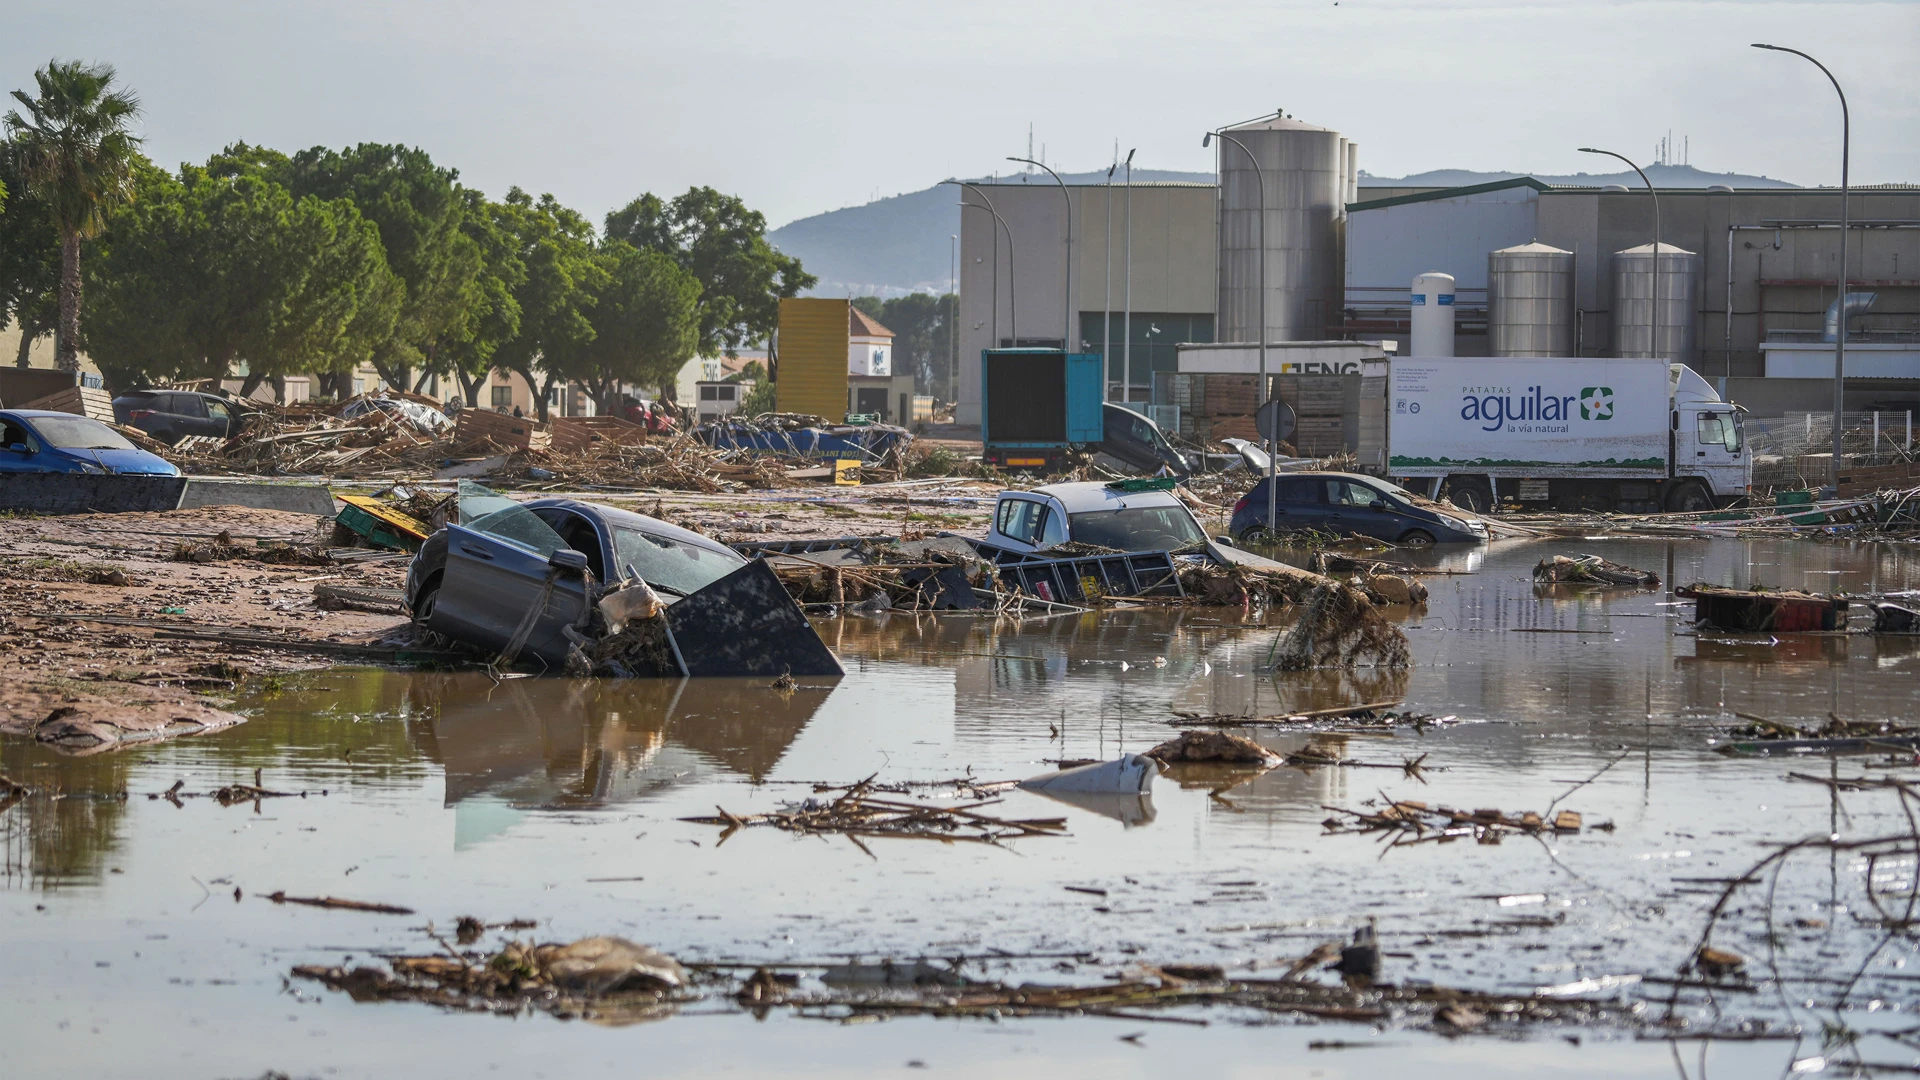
xmin=456 ymin=480 xmax=568 ymax=558
xmin=30 ymin=416 xmax=137 ymax=451
xmin=1068 ymin=506 xmax=1207 ymax=551
xmin=612 ymin=526 xmax=742 ymax=595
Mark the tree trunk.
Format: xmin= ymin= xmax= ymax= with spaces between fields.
xmin=369 ymin=358 xmax=409 ymax=396
xmin=55 ymin=232 xmax=82 ymax=373
xmin=271 ymin=375 xmax=287 ymax=404
xmin=454 ymin=367 xmax=483 ymax=408
xmin=14 ymin=328 xmax=32 ymax=369
xmin=237 ymin=370 xmax=267 ymax=400
xmin=507 ymin=365 xmax=549 ymax=422
xmin=413 ymin=368 xmax=435 ymax=394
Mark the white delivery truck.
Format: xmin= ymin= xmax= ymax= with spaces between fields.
xmin=1385 ymin=357 xmax=1750 ymax=514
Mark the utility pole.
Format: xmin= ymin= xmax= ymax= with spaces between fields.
xmin=1122 ymin=149 xmax=1135 ymax=406
xmin=949 ymin=233 xmax=958 ymax=404
xmin=1104 ymin=152 xmax=1115 ymax=400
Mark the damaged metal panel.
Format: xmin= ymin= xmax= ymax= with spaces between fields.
xmin=994 ymin=550 xmax=1185 ymax=604
xmin=0 ymin=473 xmax=187 ymax=514
xmin=664 ymin=559 xmax=844 ymax=678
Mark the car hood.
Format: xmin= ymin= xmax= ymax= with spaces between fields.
xmin=54 ymin=446 xmax=181 ymax=476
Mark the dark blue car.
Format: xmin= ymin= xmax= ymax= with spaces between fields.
xmin=0 ymin=410 xmax=181 ymax=476
xmin=1230 ymin=471 xmax=1486 ymax=547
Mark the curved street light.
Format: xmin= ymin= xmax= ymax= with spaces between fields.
xmin=1579 ymin=147 xmax=1662 ymax=368
xmin=1008 ymin=157 xmax=1073 ymax=351
xmin=1205 ymin=126 xmax=1276 ymax=534
xmin=943 ymin=180 xmax=1017 ymax=347
xmin=1754 ymin=43 xmax=1851 ymax=490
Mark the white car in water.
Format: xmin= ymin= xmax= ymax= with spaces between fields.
xmin=982 ymin=480 xmax=1213 ymax=557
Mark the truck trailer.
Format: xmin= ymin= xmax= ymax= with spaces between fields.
xmin=980 ymin=348 xmax=1188 ymax=474
xmin=1385 ymin=357 xmax=1750 ymax=514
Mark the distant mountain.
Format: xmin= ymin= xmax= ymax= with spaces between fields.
xmin=769 ymin=163 xmax=1798 ymax=298
xmin=1361 ymin=163 xmax=1799 ymax=189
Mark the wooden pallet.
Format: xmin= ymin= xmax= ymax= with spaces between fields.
xmin=551 ymin=415 xmax=646 ymax=451
xmin=15 ymin=385 xmax=116 ymax=423
xmin=454 ymin=409 xmax=551 ymax=452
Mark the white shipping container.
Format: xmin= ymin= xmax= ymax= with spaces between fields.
xmin=1389 ymin=357 xmax=1671 ymax=476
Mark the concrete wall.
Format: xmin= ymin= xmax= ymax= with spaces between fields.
xmin=956 ymin=181 xmax=1214 ymax=424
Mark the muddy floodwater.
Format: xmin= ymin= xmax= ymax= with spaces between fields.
xmin=5 ymin=536 xmax=1919 ymax=1078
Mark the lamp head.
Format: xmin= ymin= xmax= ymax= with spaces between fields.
xmin=1751 ymin=43 xmax=1780 ymax=50
xmin=1577 ymin=147 xmax=1602 ymax=155
xmin=1202 ymin=132 xmax=1212 ymax=148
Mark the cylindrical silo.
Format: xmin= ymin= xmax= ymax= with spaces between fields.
xmin=1488 ymin=241 xmax=1575 ymax=356
xmin=1216 ymin=116 xmax=1351 ymax=345
xmin=1410 ymin=272 xmax=1456 ymax=357
xmin=1612 ymin=242 xmax=1700 ymax=361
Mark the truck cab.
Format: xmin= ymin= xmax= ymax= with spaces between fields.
xmin=1669 ymin=365 xmax=1751 ymax=512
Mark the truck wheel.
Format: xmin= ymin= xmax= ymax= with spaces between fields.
xmin=1446 ymin=477 xmax=1494 ymax=515
xmin=1666 ymin=481 xmax=1712 ymax=513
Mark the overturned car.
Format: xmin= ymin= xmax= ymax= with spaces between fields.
xmin=406 ymin=483 xmax=842 ymax=678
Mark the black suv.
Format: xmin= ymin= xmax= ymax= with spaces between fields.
xmin=111 ymin=389 xmax=245 ymax=444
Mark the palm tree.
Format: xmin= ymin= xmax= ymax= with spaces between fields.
xmin=4 ymin=60 xmax=142 ymax=372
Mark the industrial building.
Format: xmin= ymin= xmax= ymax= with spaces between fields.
xmin=955 ymin=112 xmax=1919 ymax=427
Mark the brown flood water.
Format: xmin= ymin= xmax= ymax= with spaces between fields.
xmin=3 ymin=536 xmax=1918 ymax=1078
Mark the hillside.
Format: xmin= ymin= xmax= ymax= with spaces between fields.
xmin=769 ymin=163 xmax=1799 ymax=298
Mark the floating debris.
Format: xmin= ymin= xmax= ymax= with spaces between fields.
xmin=1532 ymin=554 xmax=1660 ymax=588
xmin=681 ymin=775 xmax=1068 ymax=849
xmin=1270 ymin=585 xmax=1411 ymax=671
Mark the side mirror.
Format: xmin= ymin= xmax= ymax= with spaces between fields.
xmin=1213 ymin=535 xmax=1235 ymax=546
xmin=7 ymin=443 xmax=28 ymax=454
xmin=1370 ymin=499 xmax=1387 ymax=511
xmin=548 ymin=548 xmax=591 ymax=575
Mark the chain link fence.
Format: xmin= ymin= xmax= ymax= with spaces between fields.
xmin=1746 ymin=410 xmax=1917 ymax=491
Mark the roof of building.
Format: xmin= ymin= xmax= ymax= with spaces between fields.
xmin=850 ymin=307 xmax=894 ymax=339
xmin=1347 ymin=177 xmax=1553 ymax=212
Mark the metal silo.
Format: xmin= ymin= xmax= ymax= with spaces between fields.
xmin=1488 ymin=241 xmax=1575 ymax=356
xmin=1216 ymin=116 xmax=1351 ymax=344
xmin=1611 ymin=242 xmax=1700 ymax=361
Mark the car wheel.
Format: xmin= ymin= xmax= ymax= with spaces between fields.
xmin=1397 ymin=529 xmax=1436 ymax=548
xmin=411 ymin=573 xmax=442 ymax=624
xmin=1446 ymin=478 xmax=1493 ymax=515
xmin=1237 ymin=525 xmax=1280 ymax=547
xmin=1666 ymin=481 xmax=1712 ymax=513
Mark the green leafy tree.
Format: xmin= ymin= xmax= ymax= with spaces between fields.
xmin=603 ymin=187 xmax=815 ymax=370
xmin=84 ymin=164 xmax=400 ymax=392
xmin=492 ymin=188 xmax=605 ymax=421
xmin=853 ymin=293 xmax=956 ymax=396
xmin=267 ymin=143 xmax=483 ymax=392
xmin=433 ymin=188 xmax=524 ymax=406
xmin=3 ymin=59 xmax=144 ymax=371
xmin=550 ymin=241 xmax=700 ymax=415
xmin=0 ymin=144 xmax=62 ymax=367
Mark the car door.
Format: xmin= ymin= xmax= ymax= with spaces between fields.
xmin=428 ymin=495 xmax=592 ymax=670
xmin=1322 ymin=479 xmax=1400 ymax=540
xmin=0 ymin=416 xmax=59 ymax=473
xmin=1270 ymin=476 xmax=1329 ymax=531
xmin=204 ymin=398 xmax=236 ymax=438
xmin=170 ymin=394 xmax=214 ymax=438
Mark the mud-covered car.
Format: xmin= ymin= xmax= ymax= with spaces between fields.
xmin=1230 ymin=472 xmax=1486 ymax=546
xmin=406 ymin=484 xmax=840 ymax=677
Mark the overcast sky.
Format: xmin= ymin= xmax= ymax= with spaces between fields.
xmin=7 ymin=1 xmax=1915 ymax=228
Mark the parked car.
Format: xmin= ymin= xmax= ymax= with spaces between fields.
xmin=983 ymin=479 xmax=1213 ymax=557
xmin=111 ymin=389 xmax=246 ymax=444
xmin=0 ymin=410 xmax=181 ymax=476
xmin=1230 ymin=472 xmax=1486 ymax=546
xmin=407 ymin=488 xmax=756 ymax=672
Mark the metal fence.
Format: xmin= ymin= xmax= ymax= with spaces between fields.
xmin=1746 ymin=410 xmax=1917 ymax=491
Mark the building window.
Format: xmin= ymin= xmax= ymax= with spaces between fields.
xmin=491 ymin=386 xmax=513 ymax=409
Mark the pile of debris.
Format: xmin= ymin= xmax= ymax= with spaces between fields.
xmin=169 ymin=530 xmax=331 ymax=566
xmin=681 ymin=775 xmax=1068 ymax=849
xmin=1270 ymin=584 xmax=1412 ymax=671
xmin=1532 ymin=554 xmax=1660 ymax=588
xmin=1321 ymin=797 xmax=1604 ymax=844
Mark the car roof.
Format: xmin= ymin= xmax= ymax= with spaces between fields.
xmin=1264 ymin=471 xmax=1381 ymax=484
xmin=113 ymin=388 xmax=230 ymax=401
xmin=2 ymin=409 xmax=113 ymax=422
xmin=525 ymin=498 xmax=743 ymax=560
xmin=1020 ymin=481 xmax=1183 ymax=514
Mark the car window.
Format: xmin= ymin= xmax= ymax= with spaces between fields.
xmin=456 ymin=480 xmax=568 ymax=558
xmin=1697 ymin=413 xmax=1740 ymax=452
xmin=170 ymin=395 xmax=208 ymax=418
xmin=1068 ymin=506 xmax=1206 ymax=550
xmin=612 ymin=526 xmax=743 ymax=596
xmin=27 ymin=416 xmax=137 ymax=451
xmin=1272 ymin=478 xmax=1320 ymax=504
xmin=996 ymin=498 xmax=1047 ymax=545
xmin=1327 ymin=480 xmax=1381 ymax=508
xmin=1039 ymin=506 xmax=1068 ymax=546
xmin=206 ymin=400 xmax=232 ymax=423
xmin=2 ymin=419 xmax=33 ymax=449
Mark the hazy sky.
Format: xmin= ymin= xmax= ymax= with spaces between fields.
xmin=7 ymin=1 xmax=1915 ymax=228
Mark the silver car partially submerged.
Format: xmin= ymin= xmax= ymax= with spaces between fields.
xmin=406 ymin=483 xmax=842 ymax=678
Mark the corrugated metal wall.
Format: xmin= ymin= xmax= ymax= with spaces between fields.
xmin=777 ymin=298 xmax=850 ymax=420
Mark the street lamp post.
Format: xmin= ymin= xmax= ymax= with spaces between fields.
xmin=1578 ymin=148 xmax=1662 ymax=370
xmin=945 ymin=180 xmax=1017 ymax=347
xmin=1122 ymin=149 xmax=1135 ymax=405
xmin=1205 ymin=127 xmax=1275 ymax=534
xmin=1104 ymin=157 xmax=1116 ymax=399
xmin=1008 ymin=157 xmax=1073 ymax=352
xmin=1754 ymin=43 xmax=1850 ymax=490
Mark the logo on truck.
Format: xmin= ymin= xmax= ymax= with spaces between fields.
xmin=1579 ymin=387 xmax=1614 ymax=420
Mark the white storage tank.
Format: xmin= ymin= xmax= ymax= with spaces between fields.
xmin=1215 ymin=115 xmax=1353 ymax=345
xmin=1612 ymin=242 xmax=1700 ymax=361
xmin=1488 ymin=241 xmax=1575 ymax=356
xmin=1409 ymin=272 xmax=1455 ymax=357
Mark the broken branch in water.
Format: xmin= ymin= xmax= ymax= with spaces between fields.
xmin=266 ymin=891 xmax=415 ymax=915
xmin=680 ymin=776 xmax=1067 ymax=846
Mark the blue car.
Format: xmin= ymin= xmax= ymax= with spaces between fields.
xmin=0 ymin=410 xmax=181 ymax=476
xmin=1230 ymin=471 xmax=1486 ymax=547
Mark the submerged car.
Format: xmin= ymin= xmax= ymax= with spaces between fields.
xmin=1230 ymin=472 xmax=1485 ymax=546
xmin=0 ymin=409 xmax=181 ymax=476
xmin=983 ymin=479 xmax=1212 ymax=557
xmin=406 ymin=484 xmax=841 ymax=677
